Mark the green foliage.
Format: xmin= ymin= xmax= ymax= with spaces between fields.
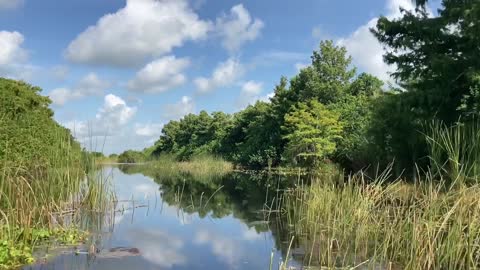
xmin=0 ymin=78 xmax=110 ymax=268
xmin=118 ymin=150 xmax=146 ymax=163
xmin=0 ymin=241 xmax=33 ymax=269
xmin=0 ymin=78 xmax=82 ymax=167
xmin=282 ymin=169 xmax=480 ymax=269
xmin=152 ymin=111 xmax=233 ymax=160
xmin=373 ymin=1 xmax=480 ymax=122
xmin=222 ymin=101 xmax=280 ymax=168
xmin=425 ymin=120 xmax=480 ymax=186
xmin=143 ymin=41 xmax=382 ymax=170
xmin=283 ymin=100 xmax=344 ymax=166
xmin=289 ymin=40 xmax=356 ymax=104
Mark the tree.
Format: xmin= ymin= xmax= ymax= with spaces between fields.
xmin=373 ymin=1 xmax=480 ymax=122
xmin=289 ymin=40 xmax=356 ymax=104
xmin=333 ymin=73 xmax=383 ymax=169
xmin=282 ymin=100 xmax=344 ymax=166
xmin=222 ymin=101 xmax=279 ymax=168
xmin=118 ymin=150 xmax=145 ymax=163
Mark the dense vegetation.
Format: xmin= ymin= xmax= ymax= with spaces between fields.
xmin=141 ymin=41 xmax=381 ymax=171
xmin=0 ymin=79 xmax=108 ymax=268
xmin=123 ymin=1 xmax=480 ymax=180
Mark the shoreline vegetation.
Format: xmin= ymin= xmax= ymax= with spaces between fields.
xmin=2 ymin=1 xmax=480 ymax=269
xmin=0 ymin=79 xmax=112 ymax=268
xmin=110 ymin=2 xmax=480 ymax=268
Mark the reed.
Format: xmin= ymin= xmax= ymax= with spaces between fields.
xmin=133 ymin=154 xmax=233 ymax=182
xmin=424 ymin=119 xmax=480 ymax=187
xmin=279 ymin=166 xmax=480 ymax=270
xmin=0 ymin=132 xmax=113 ymax=268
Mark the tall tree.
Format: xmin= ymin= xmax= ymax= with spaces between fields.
xmin=282 ymin=100 xmax=344 ymax=167
xmin=373 ymin=0 xmax=480 ymax=122
xmin=289 ymin=40 xmax=356 ymax=104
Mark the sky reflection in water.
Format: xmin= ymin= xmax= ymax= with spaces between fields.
xmin=25 ymin=166 xmax=299 ymax=270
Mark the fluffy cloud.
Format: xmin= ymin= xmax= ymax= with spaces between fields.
xmin=216 ymin=4 xmax=264 ymax=52
xmin=0 ymin=31 xmax=34 ymax=79
xmin=163 ymin=96 xmax=195 ymax=120
xmin=65 ymin=0 xmax=211 ymax=67
xmin=134 ymin=123 xmax=164 ymax=144
xmin=194 ymin=57 xmax=244 ymax=93
xmin=241 ymin=80 xmax=262 ymax=95
xmin=128 ymin=56 xmax=190 ymax=93
xmin=49 ymin=73 xmax=111 ymax=105
xmin=65 ymin=94 xmax=137 ymax=137
xmin=336 ymin=0 xmax=416 ymax=82
xmin=237 ymin=80 xmax=270 ymax=108
xmin=135 ymin=123 xmax=164 ymax=137
xmin=0 ymin=0 xmax=23 ymax=10
xmin=0 ymin=31 xmax=27 ymax=65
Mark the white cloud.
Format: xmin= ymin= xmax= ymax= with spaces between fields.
xmin=128 ymin=56 xmax=190 ymax=93
xmin=99 ymin=94 xmax=137 ymax=127
xmin=0 ymin=31 xmax=27 ymax=65
xmin=237 ymin=80 xmax=266 ymax=108
xmin=0 ymin=31 xmax=35 ymax=80
xmin=163 ymin=96 xmax=195 ymax=120
xmin=0 ymin=0 xmax=23 ymax=10
xmin=336 ymin=0 xmax=417 ymax=82
xmin=194 ymin=57 xmax=244 ymax=93
xmin=294 ymin=62 xmax=309 ymax=72
xmin=65 ymin=94 xmax=137 ymax=137
xmin=134 ymin=123 xmax=164 ymax=144
xmin=135 ymin=123 xmax=164 ymax=137
xmin=65 ymin=0 xmax=211 ymax=67
xmin=241 ymin=80 xmax=262 ymax=95
xmin=49 ymin=73 xmax=111 ymax=105
xmin=216 ymin=4 xmax=264 ymax=52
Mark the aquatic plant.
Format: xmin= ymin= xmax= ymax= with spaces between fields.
xmin=279 ymin=166 xmax=480 ymax=269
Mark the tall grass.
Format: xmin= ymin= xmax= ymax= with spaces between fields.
xmin=137 ymin=154 xmax=233 ymax=182
xmin=278 ymin=121 xmax=480 ymax=269
xmin=280 ymin=169 xmax=480 ymax=269
xmin=425 ymin=120 xmax=480 ymax=187
xmin=0 ymin=132 xmax=113 ymax=268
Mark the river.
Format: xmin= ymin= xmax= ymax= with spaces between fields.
xmin=23 ymin=165 xmax=303 ymax=270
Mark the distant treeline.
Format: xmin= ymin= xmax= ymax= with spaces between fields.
xmin=121 ymin=2 xmax=480 ymax=174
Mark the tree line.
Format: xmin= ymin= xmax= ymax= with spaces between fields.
xmin=122 ymin=1 xmax=480 ymax=174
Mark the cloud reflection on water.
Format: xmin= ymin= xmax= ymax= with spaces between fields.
xmin=124 ymin=229 xmax=187 ymax=268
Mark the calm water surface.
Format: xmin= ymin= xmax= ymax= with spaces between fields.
xmin=24 ymin=165 xmax=302 ymax=270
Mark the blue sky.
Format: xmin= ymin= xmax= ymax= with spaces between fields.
xmin=0 ymin=0 xmax=429 ymax=154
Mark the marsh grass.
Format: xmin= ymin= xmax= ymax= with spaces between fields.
xmin=424 ymin=120 xmax=480 ymax=187
xmin=0 ymin=133 xmax=113 ymax=268
xmin=279 ymin=167 xmax=480 ymax=270
xmin=131 ymin=154 xmax=233 ymax=183
xmin=275 ymin=120 xmax=480 ymax=270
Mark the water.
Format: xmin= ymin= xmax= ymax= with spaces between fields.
xmin=24 ymin=165 xmax=302 ymax=270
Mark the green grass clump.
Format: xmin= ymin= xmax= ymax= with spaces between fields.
xmin=124 ymin=154 xmax=233 ymax=182
xmin=281 ymin=167 xmax=480 ymax=269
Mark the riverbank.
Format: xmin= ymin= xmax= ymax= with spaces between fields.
xmin=278 ymin=168 xmax=480 ymax=269
xmin=0 ymin=79 xmax=112 ymax=268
